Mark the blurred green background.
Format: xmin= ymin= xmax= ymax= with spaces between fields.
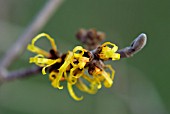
xmin=0 ymin=0 xmax=169 ymax=114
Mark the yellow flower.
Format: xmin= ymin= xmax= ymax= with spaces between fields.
xmin=27 ymin=33 xmax=120 ymax=101
xmin=98 ymin=42 xmax=120 ymax=60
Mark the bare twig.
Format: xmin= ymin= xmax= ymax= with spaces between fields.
xmin=3 ymin=66 xmax=41 ymax=82
xmin=117 ymin=33 xmax=147 ymax=58
xmin=0 ymin=0 xmax=64 ymax=80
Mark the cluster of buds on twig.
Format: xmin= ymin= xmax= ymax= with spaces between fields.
xmin=27 ymin=29 xmax=147 ymax=101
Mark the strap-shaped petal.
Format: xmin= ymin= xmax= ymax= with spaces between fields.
xmin=111 ymin=53 xmax=120 ymax=60
xmin=70 ymin=66 xmax=84 ymax=79
xmin=73 ymin=46 xmax=84 ymax=58
xmin=42 ymin=58 xmax=61 ymax=75
xmin=49 ymin=71 xmax=65 ymax=82
xmin=49 ymin=71 xmax=58 ymax=81
xmin=101 ymin=70 xmax=113 ymax=88
xmin=29 ymin=54 xmax=61 ymax=75
xmin=76 ymin=79 xmax=97 ymax=94
xmin=67 ymin=82 xmax=83 ymax=101
xmin=82 ymin=74 xmax=101 ymax=90
xmin=52 ymin=51 xmax=74 ymax=89
xmin=29 ymin=54 xmax=56 ymax=66
xmin=68 ymin=77 xmax=77 ymax=85
xmin=27 ymin=44 xmax=50 ymax=57
xmin=105 ymin=65 xmax=115 ymax=80
xmin=78 ymin=57 xmax=89 ymax=69
xmin=93 ymin=77 xmax=102 ymax=89
xmin=101 ymin=42 xmax=118 ymax=52
xmin=27 ymin=33 xmax=57 ymax=57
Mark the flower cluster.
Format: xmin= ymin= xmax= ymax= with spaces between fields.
xmin=27 ymin=33 xmax=120 ymax=101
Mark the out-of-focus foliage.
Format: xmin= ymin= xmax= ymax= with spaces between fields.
xmin=0 ymin=0 xmax=169 ymax=114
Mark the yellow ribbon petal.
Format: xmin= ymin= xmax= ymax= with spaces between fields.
xmin=78 ymin=57 xmax=89 ymax=69
xmin=70 ymin=66 xmax=84 ymax=78
xmin=67 ymin=82 xmax=83 ymax=101
xmin=110 ymin=53 xmax=120 ymax=60
xmin=105 ymin=65 xmax=115 ymax=80
xmin=73 ymin=46 xmax=84 ymax=58
xmin=101 ymin=70 xmax=113 ymax=88
xmin=27 ymin=33 xmax=57 ymax=57
xmin=42 ymin=58 xmax=61 ymax=75
xmin=29 ymin=54 xmax=55 ymax=66
xmin=52 ymin=51 xmax=73 ymax=89
xmin=27 ymin=44 xmax=50 ymax=57
xmin=76 ymin=79 xmax=97 ymax=94
xmin=29 ymin=54 xmax=61 ymax=75
xmin=49 ymin=71 xmax=58 ymax=81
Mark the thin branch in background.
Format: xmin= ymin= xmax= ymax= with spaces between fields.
xmin=0 ymin=0 xmax=64 ymax=80
xmin=4 ymin=66 xmax=41 ymax=82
